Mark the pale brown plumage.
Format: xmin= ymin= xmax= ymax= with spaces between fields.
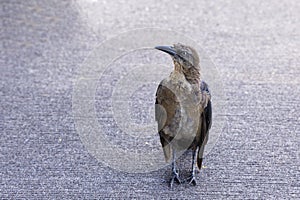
xmin=155 ymin=44 xmax=212 ymax=187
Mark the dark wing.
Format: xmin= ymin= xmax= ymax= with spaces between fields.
xmin=155 ymin=83 xmax=178 ymax=162
xmin=200 ymin=81 xmax=212 ymax=138
xmin=197 ymin=81 xmax=212 ymax=169
xmin=203 ymin=98 xmax=212 ymax=145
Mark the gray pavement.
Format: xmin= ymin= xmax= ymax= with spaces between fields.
xmin=1 ymin=0 xmax=300 ymax=199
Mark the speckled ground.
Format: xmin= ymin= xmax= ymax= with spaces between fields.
xmin=1 ymin=0 xmax=299 ymax=199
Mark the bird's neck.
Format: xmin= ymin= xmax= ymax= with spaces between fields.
xmin=184 ymin=68 xmax=201 ymax=86
xmin=174 ymin=62 xmax=201 ymax=87
xmin=174 ymin=61 xmax=182 ymax=72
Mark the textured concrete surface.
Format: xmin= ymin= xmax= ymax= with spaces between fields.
xmin=1 ymin=0 xmax=300 ymax=199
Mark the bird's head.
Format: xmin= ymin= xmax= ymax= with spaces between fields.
xmin=155 ymin=43 xmax=200 ymax=70
xmin=155 ymin=43 xmax=200 ymax=84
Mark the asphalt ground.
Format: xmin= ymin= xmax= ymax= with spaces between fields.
xmin=1 ymin=0 xmax=300 ymax=199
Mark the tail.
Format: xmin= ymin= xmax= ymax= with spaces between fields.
xmin=197 ymin=143 xmax=204 ymax=170
xmin=159 ymin=131 xmax=171 ymax=162
xmin=197 ymin=113 xmax=207 ymax=170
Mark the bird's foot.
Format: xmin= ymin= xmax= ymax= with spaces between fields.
xmin=170 ymin=170 xmax=181 ymax=188
xmin=186 ymin=175 xmax=197 ymax=186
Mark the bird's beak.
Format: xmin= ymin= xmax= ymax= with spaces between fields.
xmin=155 ymin=46 xmax=177 ymax=57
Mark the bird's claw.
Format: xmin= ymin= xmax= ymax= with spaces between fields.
xmin=186 ymin=175 xmax=197 ymax=186
xmin=170 ymin=171 xmax=181 ymax=188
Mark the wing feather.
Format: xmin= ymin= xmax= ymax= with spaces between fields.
xmin=197 ymin=81 xmax=212 ymax=169
xmin=155 ymin=83 xmax=179 ymax=162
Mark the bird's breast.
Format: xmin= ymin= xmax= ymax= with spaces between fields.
xmin=160 ymin=71 xmax=202 ymax=141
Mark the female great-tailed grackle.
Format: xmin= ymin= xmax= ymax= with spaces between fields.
xmin=155 ymin=44 xmax=212 ymax=188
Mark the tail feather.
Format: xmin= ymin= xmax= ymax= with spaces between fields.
xmin=159 ymin=131 xmax=172 ymax=162
xmin=197 ymin=144 xmax=204 ymax=169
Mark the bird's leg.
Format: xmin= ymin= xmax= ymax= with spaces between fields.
xmin=187 ymin=147 xmax=198 ymax=186
xmin=170 ymin=148 xmax=181 ymax=188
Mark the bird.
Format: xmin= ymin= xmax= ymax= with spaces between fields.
xmin=154 ymin=43 xmax=212 ymax=188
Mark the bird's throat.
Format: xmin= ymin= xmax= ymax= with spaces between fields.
xmin=173 ymin=61 xmax=201 ymax=86
xmin=174 ymin=61 xmax=182 ymax=73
